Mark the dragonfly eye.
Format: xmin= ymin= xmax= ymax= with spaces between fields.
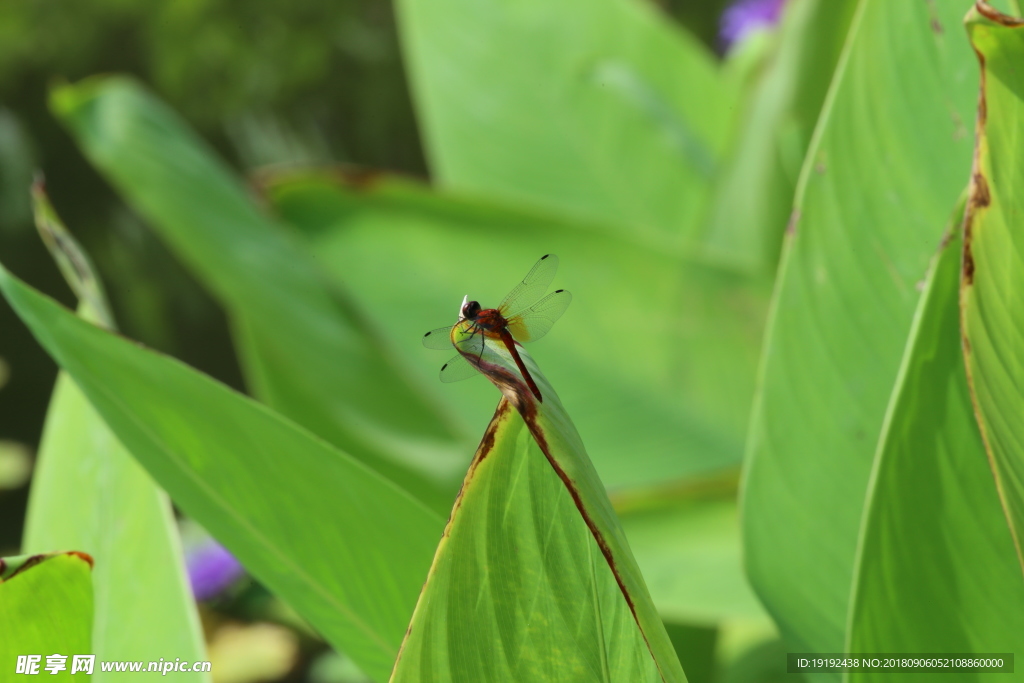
xmin=462 ymin=300 xmax=482 ymax=319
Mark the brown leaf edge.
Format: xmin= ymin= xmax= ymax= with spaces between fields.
xmin=0 ymin=551 xmax=95 ymax=582
xmin=960 ymin=0 xmax=1024 ymax=573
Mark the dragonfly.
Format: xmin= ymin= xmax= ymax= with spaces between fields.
xmin=422 ymin=254 xmax=572 ymax=402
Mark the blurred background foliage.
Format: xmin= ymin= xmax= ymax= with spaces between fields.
xmin=0 ymin=0 xmax=431 ymax=462
xmin=0 ymin=0 xmax=731 ymax=557
xmin=0 ymin=1 xmax=754 ymax=681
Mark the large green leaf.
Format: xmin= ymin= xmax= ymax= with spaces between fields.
xmin=393 ymin=335 xmax=685 ymax=682
xmin=0 ymin=264 xmax=443 ymax=683
xmin=962 ymin=3 xmax=1024 ymax=571
xmin=396 ymin=0 xmax=734 ymax=246
xmin=22 ymin=185 xmax=207 ymax=680
xmin=393 ymin=401 xmax=661 ymax=682
xmin=741 ymin=0 xmax=978 ymax=655
xmin=50 ymin=77 xmax=467 ymax=515
xmin=701 ymin=0 xmax=857 ymax=271
xmin=0 ymin=552 xmax=93 ymax=676
xmin=267 ymin=171 xmax=769 ymax=489
xmin=846 ymin=215 xmax=1024 ymax=678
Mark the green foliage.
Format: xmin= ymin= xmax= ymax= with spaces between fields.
xmin=741 ymin=0 xmax=980 ymax=656
xmin=23 ymin=187 xmax=208 ymax=681
xmin=702 ymin=0 xmax=857 ymax=270
xmin=265 ymin=171 xmax=767 ymax=489
xmin=393 ymin=319 xmax=685 ymax=680
xmin=0 ymin=264 xmax=442 ymax=682
xmin=0 ymin=0 xmax=419 ymax=167
xmin=50 ymin=77 xmax=467 ymax=514
xmin=962 ymin=4 xmax=1024 ymax=570
xmin=396 ymin=0 xmax=734 ymax=245
xmin=846 ymin=207 xmax=1024 ymax=677
xmin=2 ymin=0 xmax=1023 ymax=681
xmin=0 ymin=552 xmax=94 ymax=673
xmin=393 ymin=400 xmax=669 ymax=681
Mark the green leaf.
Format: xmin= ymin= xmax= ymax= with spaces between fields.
xmin=513 ymin=355 xmax=685 ymax=682
xmin=701 ymin=0 xmax=857 ymax=271
xmin=395 ymin=0 xmax=734 ymax=246
xmin=392 ymin=401 xmax=664 ymax=681
xmin=22 ymin=185 xmax=208 ymax=680
xmin=741 ymin=0 xmax=978 ymax=655
xmin=0 ymin=263 xmax=443 ymax=683
xmin=49 ymin=76 xmax=467 ymax=515
xmin=29 ymin=178 xmax=114 ymax=329
xmin=846 ymin=213 xmax=1024 ymax=675
xmin=393 ymin=338 xmax=685 ymax=681
xmin=25 ymin=375 xmax=208 ymax=683
xmin=0 ymin=552 xmax=93 ymax=675
xmin=962 ymin=4 xmax=1024 ymax=572
xmin=267 ymin=171 xmax=770 ymax=489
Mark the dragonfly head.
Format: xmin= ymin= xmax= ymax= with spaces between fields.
xmin=460 ymin=296 xmax=482 ymax=321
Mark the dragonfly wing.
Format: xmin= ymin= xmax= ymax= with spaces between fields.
xmin=422 ymin=325 xmax=455 ymax=350
xmin=439 ymin=353 xmax=480 ymax=383
xmin=506 ymin=289 xmax=572 ymax=343
xmin=499 ymin=254 xmax=560 ymax=317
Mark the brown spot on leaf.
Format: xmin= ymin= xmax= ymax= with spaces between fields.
xmin=785 ymin=209 xmax=801 ymax=237
xmin=2 ymin=551 xmax=94 ymax=581
xmin=951 ymin=109 xmax=968 ymax=141
xmin=330 ymin=166 xmax=385 ymax=192
xmin=69 ymin=551 xmax=94 ymax=569
xmin=976 ymin=1 xmax=1024 ymax=25
xmin=926 ymin=0 xmax=943 ymax=33
xmin=971 ymin=171 xmax=991 ymax=209
xmin=9 ymin=554 xmax=46 ymax=579
xmin=2 ymin=554 xmax=47 ymax=581
xmin=939 ymin=227 xmax=955 ymax=250
xmin=961 ymin=37 xmax=990 ymax=291
xmin=963 ymin=193 xmax=977 ymax=287
xmin=964 ymin=241 xmax=976 ymax=285
xmin=249 ymin=163 xmax=420 ymax=202
xmin=963 ymin=197 xmax=977 ymax=286
xmin=444 ymin=400 xmax=513 ymax=530
xmin=475 ymin=401 xmax=510 ymax=467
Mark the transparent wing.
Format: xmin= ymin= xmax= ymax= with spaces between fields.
xmin=506 ymin=289 xmax=572 ymax=343
xmin=498 ymin=254 xmax=560 ymax=318
xmin=422 ymin=325 xmax=455 ymax=350
xmin=438 ymin=353 xmax=480 ymax=383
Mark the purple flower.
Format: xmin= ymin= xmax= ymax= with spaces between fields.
xmin=186 ymin=539 xmax=244 ymax=600
xmin=720 ymin=0 xmax=787 ymax=49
